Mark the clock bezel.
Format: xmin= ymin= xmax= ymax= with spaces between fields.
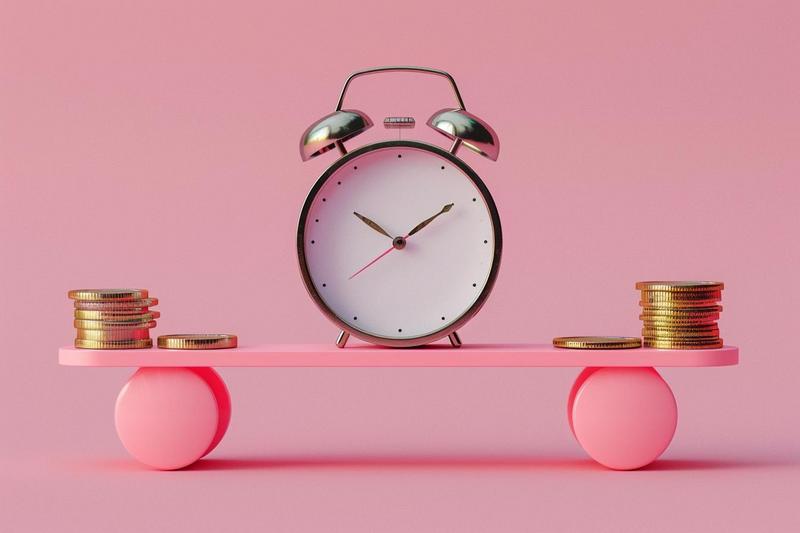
xmin=297 ymin=140 xmax=502 ymax=347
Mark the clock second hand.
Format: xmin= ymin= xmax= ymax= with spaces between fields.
xmin=348 ymin=235 xmax=408 ymax=280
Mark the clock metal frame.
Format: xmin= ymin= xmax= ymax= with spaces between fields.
xmin=297 ymin=140 xmax=502 ymax=348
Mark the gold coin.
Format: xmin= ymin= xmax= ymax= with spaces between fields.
xmin=641 ymin=320 xmax=720 ymax=327
xmin=74 ymin=318 xmax=157 ymax=330
xmin=643 ymin=338 xmax=723 ymax=349
xmin=643 ymin=322 xmax=719 ymax=331
xmin=640 ymin=316 xmax=719 ymax=326
xmin=75 ymin=338 xmax=153 ymax=349
xmin=553 ymin=336 xmax=642 ymax=349
xmin=640 ymin=290 xmax=721 ymax=302
xmin=77 ymin=328 xmax=152 ymax=341
xmin=157 ymin=334 xmax=238 ymax=350
xmin=74 ymin=298 xmax=158 ymax=310
xmin=640 ymin=300 xmax=722 ymax=309
xmin=74 ymin=309 xmax=160 ymax=320
xmin=68 ymin=289 xmax=149 ymax=301
xmin=640 ymin=305 xmax=723 ymax=315
xmin=640 ymin=300 xmax=721 ymax=309
xmin=641 ymin=320 xmax=719 ymax=330
xmin=642 ymin=327 xmax=720 ymax=338
xmin=635 ymin=281 xmax=724 ymax=292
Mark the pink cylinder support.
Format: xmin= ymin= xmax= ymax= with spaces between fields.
xmin=114 ymin=367 xmax=222 ymax=470
xmin=569 ymin=367 xmax=677 ymax=470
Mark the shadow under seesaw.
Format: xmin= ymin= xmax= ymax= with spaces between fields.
xmin=182 ymin=455 xmax=797 ymax=472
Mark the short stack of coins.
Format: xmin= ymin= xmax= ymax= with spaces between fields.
xmin=636 ymin=281 xmax=723 ymax=349
xmin=69 ymin=289 xmax=159 ymax=349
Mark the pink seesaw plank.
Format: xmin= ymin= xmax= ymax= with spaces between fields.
xmin=59 ymin=343 xmax=738 ymax=368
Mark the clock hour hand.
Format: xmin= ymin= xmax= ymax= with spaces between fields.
xmin=353 ymin=211 xmax=393 ymax=239
xmin=407 ymin=203 xmax=454 ymax=237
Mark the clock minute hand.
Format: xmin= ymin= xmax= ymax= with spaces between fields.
xmin=353 ymin=211 xmax=393 ymax=239
xmin=407 ymin=203 xmax=454 ymax=237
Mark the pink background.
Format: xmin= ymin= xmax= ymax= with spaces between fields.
xmin=2 ymin=1 xmax=799 ymax=531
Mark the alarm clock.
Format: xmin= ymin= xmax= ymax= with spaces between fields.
xmin=298 ymin=66 xmax=501 ymax=348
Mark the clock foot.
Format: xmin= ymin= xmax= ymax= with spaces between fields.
xmin=336 ymin=330 xmax=350 ymax=348
xmin=448 ymin=331 xmax=462 ymax=348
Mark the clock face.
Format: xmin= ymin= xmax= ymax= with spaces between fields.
xmin=298 ymin=141 xmax=501 ymax=346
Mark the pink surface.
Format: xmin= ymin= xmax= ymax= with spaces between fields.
xmin=570 ymin=367 xmax=678 ymax=470
xmin=2 ymin=0 xmax=799 ymax=531
xmin=58 ymin=343 xmax=739 ymax=367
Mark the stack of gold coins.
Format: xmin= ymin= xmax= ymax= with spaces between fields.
xmin=636 ymin=281 xmax=723 ymax=349
xmin=69 ymin=289 xmax=159 ymax=349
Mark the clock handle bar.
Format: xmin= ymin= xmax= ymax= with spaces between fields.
xmin=335 ymin=66 xmax=466 ymax=112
